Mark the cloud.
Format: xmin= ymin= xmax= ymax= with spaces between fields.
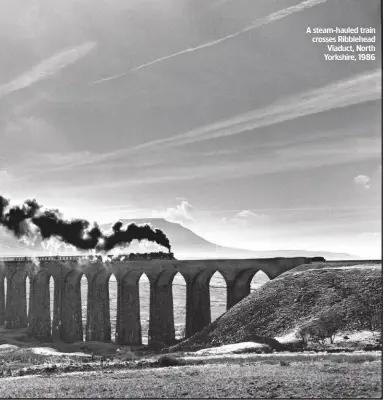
xmin=39 ymin=151 xmax=94 ymax=167
xmin=125 ymin=69 xmax=380 ymax=152
xmin=152 ymin=200 xmax=195 ymax=224
xmin=354 ymin=174 xmax=371 ymax=189
xmin=358 ymin=232 xmax=380 ymax=238
xmin=31 ymin=134 xmax=379 ymax=195
xmin=3 ymin=116 xmax=58 ymax=143
xmin=0 ymin=42 xmax=96 ymax=99
xmin=236 ymin=210 xmax=266 ymax=219
xmin=209 ymin=0 xmax=233 ymax=8
xmin=58 ymin=68 xmax=381 ymax=173
xmin=222 ymin=210 xmax=266 ymax=225
xmin=92 ymin=0 xmax=328 ymax=84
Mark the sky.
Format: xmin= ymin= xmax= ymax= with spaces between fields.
xmin=0 ymin=0 xmax=382 ymax=258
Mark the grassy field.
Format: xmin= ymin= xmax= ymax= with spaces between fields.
xmin=0 ymin=357 xmax=381 ymax=398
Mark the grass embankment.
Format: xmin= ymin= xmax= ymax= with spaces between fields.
xmin=0 ymin=358 xmax=381 ymax=398
xmin=170 ymin=262 xmax=382 ymax=352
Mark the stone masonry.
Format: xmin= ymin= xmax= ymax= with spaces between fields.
xmin=0 ymin=256 xmax=317 ymax=346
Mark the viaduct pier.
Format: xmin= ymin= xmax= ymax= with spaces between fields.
xmin=0 ymin=256 xmax=319 ymax=346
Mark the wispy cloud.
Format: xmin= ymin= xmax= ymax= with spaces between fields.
xmin=204 ymin=205 xmax=381 ymax=213
xmin=222 ymin=210 xmax=267 ymax=225
xmin=208 ymin=0 xmax=233 ymax=9
xmin=46 ymin=68 xmax=381 ymax=173
xmin=358 ymin=232 xmax=381 ymax=238
xmin=112 ymin=68 xmax=381 ymax=152
xmin=38 ymin=151 xmax=94 ymax=167
xmin=92 ymin=0 xmax=328 ymax=85
xmin=0 ymin=42 xmax=96 ymax=99
xmin=45 ymin=135 xmax=379 ymax=194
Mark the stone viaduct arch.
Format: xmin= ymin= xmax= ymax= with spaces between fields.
xmin=0 ymin=256 xmax=317 ymax=346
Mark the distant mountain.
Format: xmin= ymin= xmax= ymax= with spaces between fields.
xmin=101 ymin=218 xmax=357 ymax=261
xmin=0 ymin=218 xmax=359 ymax=260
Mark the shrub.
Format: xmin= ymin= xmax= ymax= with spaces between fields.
xmin=316 ymin=310 xmax=345 ymax=344
xmin=351 ymin=292 xmax=383 ymax=333
xmin=296 ymin=327 xmax=311 ymax=346
xmin=296 ymin=321 xmax=325 ymax=345
xmin=298 ymin=310 xmax=345 ymax=346
xmin=158 ymin=355 xmax=184 ymax=367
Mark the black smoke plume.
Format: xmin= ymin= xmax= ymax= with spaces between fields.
xmin=101 ymin=222 xmax=171 ymax=252
xmin=0 ymin=195 xmax=171 ymax=253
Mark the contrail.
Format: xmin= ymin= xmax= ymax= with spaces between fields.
xmin=111 ymin=68 xmax=381 ymax=151
xmin=0 ymin=42 xmax=96 ymax=99
xmin=92 ymin=0 xmax=329 ymax=85
xmin=49 ymin=68 xmax=380 ymax=172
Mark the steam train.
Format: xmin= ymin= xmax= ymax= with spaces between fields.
xmin=0 ymin=251 xmax=176 ymax=262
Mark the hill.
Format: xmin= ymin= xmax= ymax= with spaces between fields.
xmin=100 ymin=218 xmax=356 ymax=260
xmin=170 ymin=261 xmax=382 ymax=351
xmin=0 ymin=218 xmax=357 ymax=260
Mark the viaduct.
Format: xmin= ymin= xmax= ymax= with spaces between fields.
xmin=0 ymin=256 xmax=320 ymax=346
